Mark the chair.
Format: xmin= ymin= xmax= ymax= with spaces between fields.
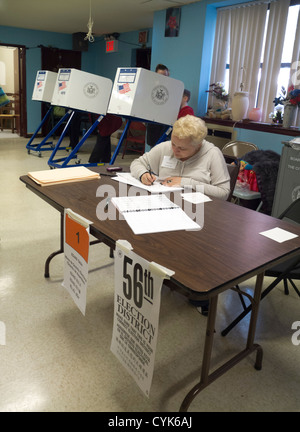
xmin=122 ymin=121 xmax=146 ymax=158
xmin=0 ymin=99 xmax=18 ymax=133
xmin=222 ymin=197 xmax=300 ymax=336
xmin=264 ymin=198 xmax=300 ymax=296
xmin=226 ymin=162 xmax=240 ymax=202
xmin=222 ymin=141 xmax=262 ymax=211
xmin=222 ymin=140 xmax=259 ymax=159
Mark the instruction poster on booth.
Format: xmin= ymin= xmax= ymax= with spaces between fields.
xmin=111 ymin=241 xmax=174 ymax=397
xmin=63 ymin=209 xmax=91 ymax=315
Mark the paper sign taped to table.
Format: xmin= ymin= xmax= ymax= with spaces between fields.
xmin=62 ymin=209 xmax=92 ymax=315
xmin=259 ymin=227 xmax=298 ymax=243
xmin=111 ymin=240 xmax=174 ymax=397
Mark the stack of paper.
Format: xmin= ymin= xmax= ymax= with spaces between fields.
xmin=112 ymin=194 xmax=201 ymax=235
xmin=28 ymin=166 xmax=100 ymax=186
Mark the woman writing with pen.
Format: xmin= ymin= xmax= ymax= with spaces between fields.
xmin=130 ymin=115 xmax=230 ymax=200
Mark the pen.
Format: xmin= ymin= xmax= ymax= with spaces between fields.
xmin=99 ymin=173 xmax=115 ymax=177
xmin=145 ymin=154 xmax=157 ymax=184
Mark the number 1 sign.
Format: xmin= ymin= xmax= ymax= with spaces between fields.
xmin=111 ymin=240 xmax=174 ymax=397
xmin=63 ymin=209 xmax=91 ymax=315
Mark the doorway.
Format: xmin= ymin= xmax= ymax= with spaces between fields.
xmin=135 ymin=48 xmax=151 ymax=70
xmin=41 ymin=46 xmax=82 ymax=136
xmin=0 ymin=44 xmax=27 ymax=136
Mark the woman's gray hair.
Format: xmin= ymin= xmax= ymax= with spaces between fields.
xmin=172 ymin=115 xmax=207 ymax=147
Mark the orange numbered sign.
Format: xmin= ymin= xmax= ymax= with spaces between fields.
xmin=65 ymin=213 xmax=89 ymax=263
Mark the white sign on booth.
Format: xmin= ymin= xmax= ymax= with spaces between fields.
xmin=107 ymin=67 xmax=184 ymax=125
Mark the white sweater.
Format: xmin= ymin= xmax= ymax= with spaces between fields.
xmin=130 ymin=139 xmax=230 ymax=200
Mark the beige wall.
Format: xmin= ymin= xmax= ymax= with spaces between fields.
xmin=0 ymin=47 xmax=19 ymax=94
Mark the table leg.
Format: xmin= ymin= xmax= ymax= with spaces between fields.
xmin=44 ymin=213 xmax=64 ymax=278
xmin=179 ymin=295 xmax=218 ymax=412
xmin=179 ymin=272 xmax=264 ymax=412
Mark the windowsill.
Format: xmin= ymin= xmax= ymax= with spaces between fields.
xmin=201 ymin=116 xmax=300 ymax=137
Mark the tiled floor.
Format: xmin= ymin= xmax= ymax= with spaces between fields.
xmin=0 ymin=133 xmax=299 ymax=412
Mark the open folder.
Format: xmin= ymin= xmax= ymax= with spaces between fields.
xmin=112 ymin=194 xmax=201 ymax=235
xmin=28 ymin=166 xmax=100 ymax=186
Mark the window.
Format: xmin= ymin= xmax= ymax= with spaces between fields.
xmin=276 ymin=4 xmax=299 ymax=97
xmin=210 ymin=1 xmax=300 ymax=122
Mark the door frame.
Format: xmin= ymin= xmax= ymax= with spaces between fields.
xmin=0 ymin=43 xmax=27 ymax=137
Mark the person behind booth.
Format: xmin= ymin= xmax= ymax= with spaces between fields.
xmin=88 ymin=114 xmax=123 ymax=163
xmin=155 ymin=63 xmax=170 ymax=76
xmin=130 ymin=114 xmax=230 ymax=200
xmin=178 ymin=89 xmax=194 ymax=119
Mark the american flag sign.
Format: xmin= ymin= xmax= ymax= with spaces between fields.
xmin=118 ymin=83 xmax=130 ymax=94
xmin=59 ymin=81 xmax=67 ymax=91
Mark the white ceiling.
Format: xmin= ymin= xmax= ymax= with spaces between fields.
xmin=0 ymin=0 xmax=199 ymax=36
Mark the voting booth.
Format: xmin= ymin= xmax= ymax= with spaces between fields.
xmin=108 ymin=67 xmax=184 ymax=124
xmin=51 ymin=68 xmax=112 ymax=114
xmin=32 ymin=70 xmax=57 ymax=103
xmin=48 ymin=69 xmax=113 ymax=168
xmin=272 ymin=138 xmax=300 ymax=218
xmin=27 ymin=70 xmax=63 ymax=156
xmin=107 ymin=67 xmax=184 ymax=163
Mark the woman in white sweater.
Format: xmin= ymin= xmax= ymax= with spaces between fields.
xmin=130 ymin=115 xmax=230 ymax=200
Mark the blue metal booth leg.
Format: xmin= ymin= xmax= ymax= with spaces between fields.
xmin=26 ymin=107 xmax=71 ymax=156
xmin=48 ymin=114 xmax=104 ymax=168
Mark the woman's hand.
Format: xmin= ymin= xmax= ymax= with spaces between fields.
xmin=140 ymin=172 xmax=157 ymax=185
xmin=160 ymin=177 xmax=181 ymax=187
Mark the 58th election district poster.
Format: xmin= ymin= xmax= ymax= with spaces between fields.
xmin=111 ymin=241 xmax=174 ymax=397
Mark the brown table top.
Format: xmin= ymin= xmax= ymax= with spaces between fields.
xmin=20 ymin=168 xmax=300 ymax=299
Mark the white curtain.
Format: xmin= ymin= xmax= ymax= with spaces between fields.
xmin=229 ymin=2 xmax=268 ymax=114
xmin=209 ymin=9 xmax=230 ymax=107
xmin=257 ymin=0 xmax=290 ymax=122
xmin=289 ymin=10 xmax=300 ymax=126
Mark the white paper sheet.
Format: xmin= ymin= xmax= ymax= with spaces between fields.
xmin=181 ymin=191 xmax=212 ymax=204
xmin=111 ymin=194 xmax=200 ymax=234
xmin=123 ymin=207 xmax=200 ymax=234
xmin=259 ymin=227 xmax=298 ymax=243
xmin=112 ymin=172 xmax=182 ymax=193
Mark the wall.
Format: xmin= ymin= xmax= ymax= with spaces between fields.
xmin=0 ymin=46 xmax=18 ymax=93
xmin=150 ymin=0 xmax=248 ymax=117
xmin=89 ymin=29 xmax=152 ymax=82
xmin=0 ymin=0 xmax=297 ymax=151
xmin=150 ymin=0 xmax=297 ymax=154
xmin=235 ymin=128 xmax=294 ymax=155
xmin=0 ymin=26 xmax=73 ymax=132
xmin=0 ymin=25 xmax=151 ymax=133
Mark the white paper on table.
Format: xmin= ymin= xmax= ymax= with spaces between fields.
xmin=112 ymin=172 xmax=182 ymax=193
xmin=181 ymin=191 xmax=212 ymax=204
xmin=123 ymin=207 xmax=200 ymax=235
xmin=111 ymin=194 xmax=201 ymax=234
xmin=259 ymin=227 xmax=298 ymax=243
